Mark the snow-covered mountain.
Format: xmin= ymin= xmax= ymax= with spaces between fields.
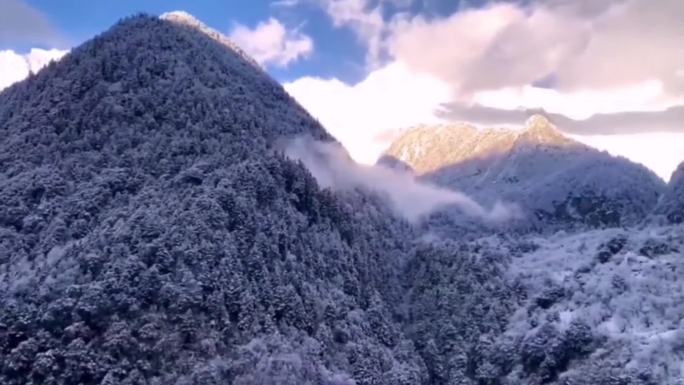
xmin=382 ymin=115 xmax=665 ymax=229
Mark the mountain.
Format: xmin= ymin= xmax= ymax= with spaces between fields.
xmin=657 ymin=162 xmax=684 ymax=224
xmin=0 ymin=14 xmax=427 ymax=385
xmin=381 ymin=115 xmax=665 ymax=229
xmin=1 ymin=12 xmax=681 ymax=385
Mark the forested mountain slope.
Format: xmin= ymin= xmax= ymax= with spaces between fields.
xmin=0 ymin=14 xmax=426 ymax=385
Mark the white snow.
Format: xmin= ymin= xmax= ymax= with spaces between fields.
xmin=499 ymin=224 xmax=684 ymax=380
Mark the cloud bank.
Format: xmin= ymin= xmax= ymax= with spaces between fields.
xmin=390 ymin=0 xmax=684 ymax=100
xmin=230 ymin=18 xmax=313 ymax=68
xmin=292 ymin=0 xmax=684 ymax=117
xmin=285 ymin=137 xmax=520 ymax=223
xmin=284 ymin=61 xmax=451 ymax=163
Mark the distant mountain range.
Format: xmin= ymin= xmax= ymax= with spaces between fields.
xmin=381 ymin=115 xmax=668 ymax=229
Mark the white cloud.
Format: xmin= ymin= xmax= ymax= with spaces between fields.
xmin=312 ymin=0 xmax=415 ymax=67
xmin=284 ymin=61 xmax=451 ymax=163
xmin=285 ymin=137 xmax=520 ymax=222
xmin=230 ymin=18 xmax=313 ymax=68
xmin=322 ymin=0 xmax=386 ymax=66
xmin=553 ymin=0 xmax=684 ymax=94
xmin=301 ymin=0 xmax=684 ymax=118
xmin=389 ymin=3 xmax=562 ymax=93
xmin=0 ymin=48 xmax=67 ymax=90
xmin=0 ymin=51 xmax=29 ymax=90
xmin=388 ymin=0 xmax=684 ymax=113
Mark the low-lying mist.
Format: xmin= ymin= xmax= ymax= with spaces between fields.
xmin=285 ymin=138 xmax=520 ymax=223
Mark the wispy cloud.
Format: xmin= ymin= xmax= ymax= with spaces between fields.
xmin=285 ymin=137 xmax=520 ymax=223
xmin=320 ymin=0 xmax=387 ymax=67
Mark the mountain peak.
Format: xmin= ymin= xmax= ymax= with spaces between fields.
xmin=520 ymin=113 xmax=573 ymax=146
xmin=523 ymin=113 xmax=558 ymax=135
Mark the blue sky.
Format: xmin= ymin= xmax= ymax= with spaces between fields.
xmin=10 ymin=0 xmax=462 ymax=83
xmin=13 ymin=0 xmax=362 ymax=82
xmin=1 ymin=0 xmax=684 ymax=180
